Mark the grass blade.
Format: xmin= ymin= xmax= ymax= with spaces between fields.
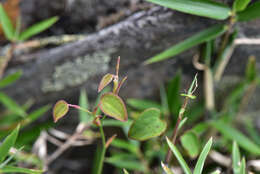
xmin=19 ymin=16 xmax=58 ymax=41
xmin=144 ymin=24 xmax=227 ymax=64
xmin=193 ymin=138 xmax=213 ymax=174
xmin=0 ymin=4 xmax=14 ymax=40
xmin=232 ymin=142 xmax=241 ymax=174
xmin=166 ymin=137 xmax=192 ymax=174
xmin=0 ymin=165 xmax=43 ymax=174
xmin=233 ymin=0 xmax=251 ymax=12
xmin=212 ymin=120 xmax=260 ymax=155
xmin=146 ymin=0 xmax=231 ymax=20
xmin=0 ymin=71 xmax=22 ymax=89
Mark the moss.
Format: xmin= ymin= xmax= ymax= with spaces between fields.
xmin=42 ymin=48 xmax=116 ymax=92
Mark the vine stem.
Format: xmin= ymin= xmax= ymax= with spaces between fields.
xmin=96 ymin=121 xmax=106 ymax=174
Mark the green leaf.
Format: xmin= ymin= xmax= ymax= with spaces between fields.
xmin=110 ymin=139 xmax=139 ymax=154
xmin=232 ymin=142 xmax=241 ymax=174
xmin=166 ymin=137 xmax=192 ymax=174
xmin=0 ymin=166 xmax=43 ymax=174
xmin=0 ymin=71 xmax=22 ymax=89
xmin=146 ymin=0 xmax=231 ymax=20
xmin=237 ymin=1 xmax=260 ymax=21
xmin=22 ymin=105 xmax=50 ymax=127
xmin=105 ymin=153 xmax=146 ymax=172
xmin=180 ymin=131 xmax=200 ymax=158
xmin=212 ymin=120 xmax=260 ymax=155
xmin=123 ymin=169 xmax=130 ymax=174
xmin=0 ymin=92 xmax=27 ymax=117
xmin=19 ymin=16 xmax=59 ymax=41
xmin=127 ymin=98 xmax=162 ymax=111
xmin=0 ymin=4 xmax=15 ymax=40
xmin=0 ymin=125 xmax=19 ymax=163
xmin=167 ymin=72 xmax=181 ymax=116
xmin=194 ymin=138 xmax=213 ymax=174
xmin=233 ymin=0 xmax=251 ymax=12
xmin=79 ymin=89 xmax=92 ymax=123
xmin=240 ymin=157 xmax=246 ymax=174
xmin=144 ymin=24 xmax=227 ymax=64
xmin=245 ymin=56 xmax=257 ymax=82
xmin=99 ymin=92 xmax=128 ymax=121
xmin=128 ymin=108 xmax=166 ymax=141
xmin=98 ymin=73 xmax=114 ymax=92
xmin=52 ymin=100 xmax=69 ymax=123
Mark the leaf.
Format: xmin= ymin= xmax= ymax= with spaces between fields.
xmin=146 ymin=0 xmax=231 ymax=20
xmin=99 ymin=92 xmax=128 ymax=121
xmin=237 ymin=1 xmax=260 ymax=21
xmin=144 ymin=24 xmax=227 ymax=64
xmin=79 ymin=89 xmax=92 ymax=123
xmin=0 ymin=71 xmax=22 ymax=89
xmin=22 ymin=105 xmax=50 ymax=127
xmin=240 ymin=157 xmax=246 ymax=174
xmin=110 ymin=139 xmax=139 ymax=154
xmin=194 ymin=138 xmax=213 ymax=174
xmin=98 ymin=73 xmax=114 ymax=92
xmin=19 ymin=16 xmax=58 ymax=41
xmin=105 ymin=153 xmax=146 ymax=172
xmin=212 ymin=120 xmax=260 ymax=155
xmin=232 ymin=142 xmax=241 ymax=174
xmin=166 ymin=137 xmax=192 ymax=174
xmin=0 ymin=125 xmax=19 ymax=163
xmin=233 ymin=0 xmax=251 ymax=12
xmin=245 ymin=56 xmax=257 ymax=82
xmin=167 ymin=71 xmax=181 ymax=116
xmin=180 ymin=131 xmax=200 ymax=158
xmin=0 ymin=4 xmax=14 ymax=40
xmin=0 ymin=92 xmax=26 ymax=117
xmin=128 ymin=108 xmax=166 ymax=141
xmin=123 ymin=169 xmax=129 ymax=174
xmin=0 ymin=166 xmax=43 ymax=174
xmin=161 ymin=162 xmax=175 ymax=174
xmin=127 ymin=98 xmax=162 ymax=111
xmin=52 ymin=100 xmax=69 ymax=123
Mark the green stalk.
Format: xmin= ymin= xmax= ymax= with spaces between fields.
xmin=96 ymin=121 xmax=106 ymax=174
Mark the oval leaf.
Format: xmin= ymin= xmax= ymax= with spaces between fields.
xmin=98 ymin=73 xmax=114 ymax=92
xmin=144 ymin=24 xmax=227 ymax=64
xmin=53 ymin=100 xmax=69 ymax=123
xmin=237 ymin=1 xmax=260 ymax=21
xmin=233 ymin=0 xmax=251 ymax=12
xmin=99 ymin=93 xmax=127 ymax=121
xmin=146 ymin=0 xmax=231 ymax=20
xmin=180 ymin=131 xmax=200 ymax=158
xmin=128 ymin=108 xmax=166 ymax=141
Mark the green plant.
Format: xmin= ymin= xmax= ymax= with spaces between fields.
xmin=0 ymin=3 xmax=58 ymax=42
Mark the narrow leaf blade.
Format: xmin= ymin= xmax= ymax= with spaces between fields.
xmin=166 ymin=137 xmax=192 ymax=174
xmin=145 ymin=24 xmax=227 ymax=64
xmin=0 ymin=165 xmax=43 ymax=174
xmin=194 ymin=138 xmax=213 ymax=174
xmin=19 ymin=16 xmax=58 ymax=41
xmin=146 ymin=0 xmax=231 ymax=20
xmin=0 ymin=4 xmax=15 ymax=40
xmin=232 ymin=141 xmax=241 ymax=174
xmin=0 ymin=71 xmax=22 ymax=89
xmin=233 ymin=0 xmax=251 ymax=12
xmin=0 ymin=125 xmax=20 ymax=163
xmin=237 ymin=1 xmax=260 ymax=21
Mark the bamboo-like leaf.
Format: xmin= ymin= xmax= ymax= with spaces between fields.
xmin=0 ymin=125 xmax=20 ymax=163
xmin=232 ymin=142 xmax=241 ymax=174
xmin=240 ymin=157 xmax=246 ymax=174
xmin=193 ymin=138 xmax=213 ymax=174
xmin=144 ymin=25 xmax=227 ymax=64
xmin=79 ymin=89 xmax=92 ymax=123
xmin=99 ymin=92 xmax=128 ymax=121
xmin=233 ymin=0 xmax=251 ymax=12
xmin=128 ymin=108 xmax=166 ymax=141
xmin=146 ymin=0 xmax=231 ymax=20
xmin=52 ymin=100 xmax=69 ymax=123
xmin=212 ymin=120 xmax=260 ymax=155
xmin=127 ymin=99 xmax=162 ymax=111
xmin=123 ymin=169 xmax=129 ymax=174
xmin=0 ymin=4 xmax=15 ymax=40
xmin=19 ymin=16 xmax=58 ymax=41
xmin=98 ymin=73 xmax=114 ymax=92
xmin=237 ymin=1 xmax=260 ymax=21
xmin=0 ymin=92 xmax=27 ymax=117
xmin=0 ymin=166 xmax=43 ymax=174
xmin=166 ymin=137 xmax=192 ymax=174
xmin=0 ymin=71 xmax=22 ymax=89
